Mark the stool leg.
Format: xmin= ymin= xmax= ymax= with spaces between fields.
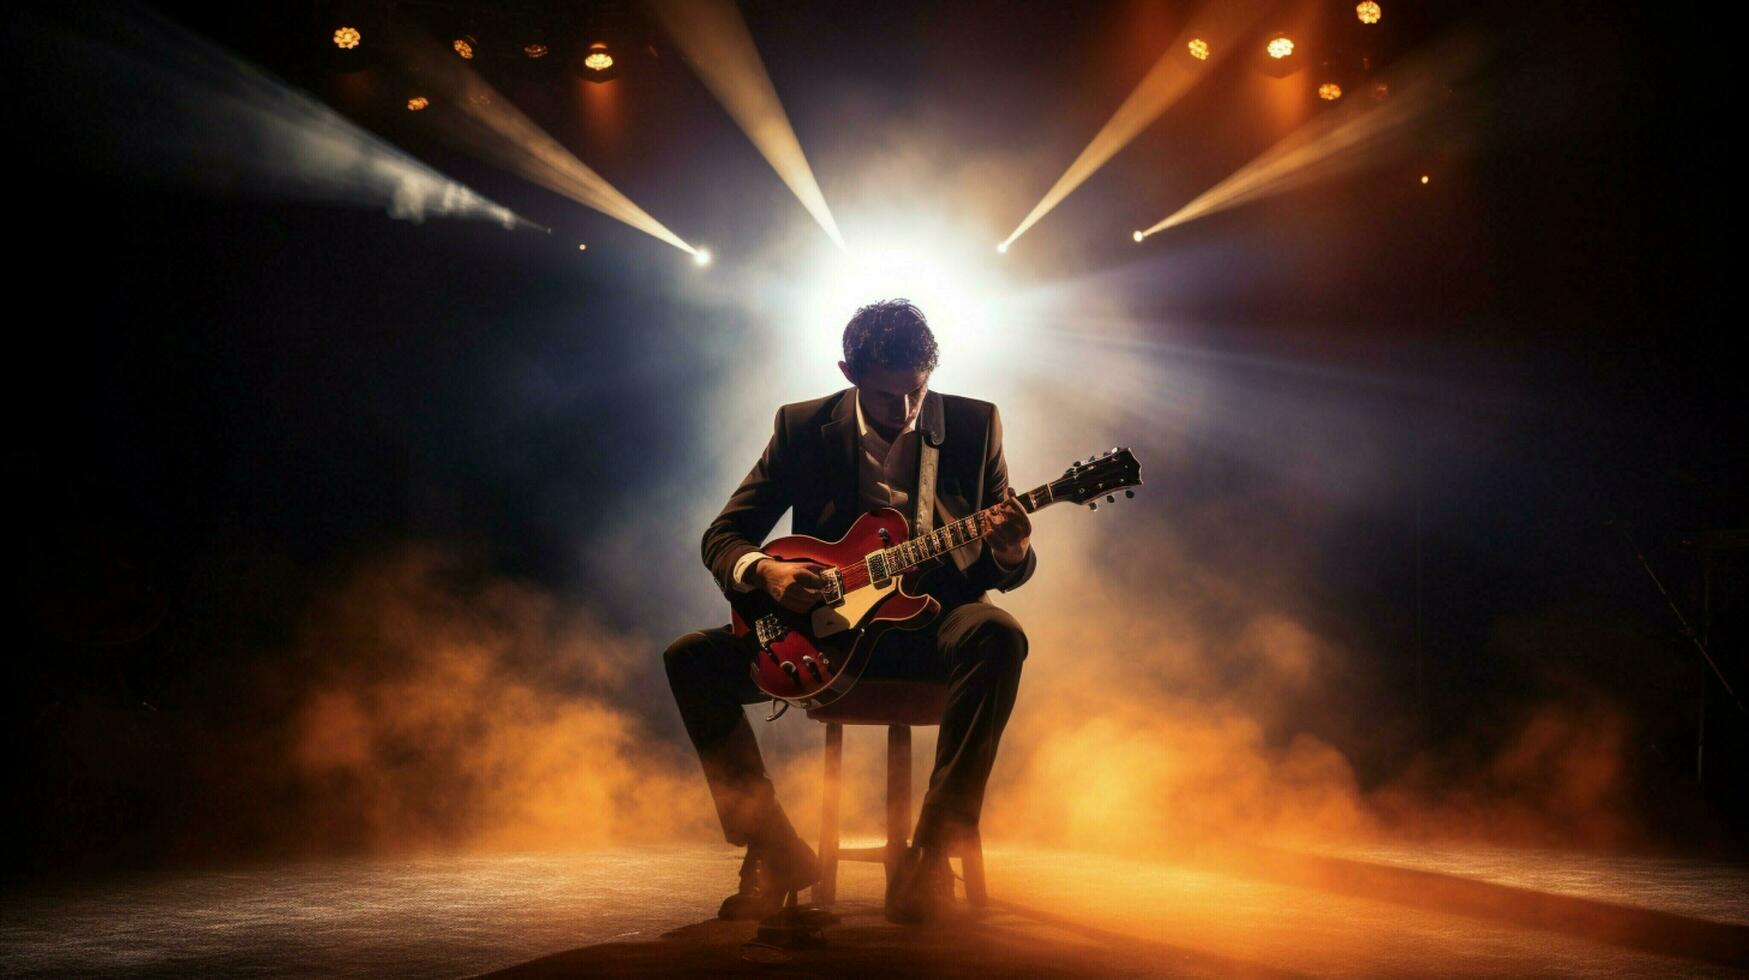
xmin=961 ymin=828 xmax=987 ymax=907
xmin=886 ymin=725 xmax=912 ymax=884
xmin=814 ymin=722 xmax=842 ymax=906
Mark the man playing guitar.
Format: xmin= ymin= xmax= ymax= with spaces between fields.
xmin=663 ymin=298 xmax=1036 ymax=924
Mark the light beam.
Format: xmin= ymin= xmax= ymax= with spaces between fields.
xmin=649 ymin=0 xmax=846 ymax=251
xmin=997 ymin=1 xmax=1271 ymax=253
xmin=1134 ymin=36 xmax=1480 ymax=241
xmin=389 ymin=31 xmax=702 ymax=257
xmin=19 ymin=2 xmax=534 ymax=231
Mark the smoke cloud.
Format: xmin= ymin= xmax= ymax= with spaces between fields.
xmin=261 ymin=517 xmax=1641 ymax=862
xmin=280 ymin=546 xmax=714 ymax=853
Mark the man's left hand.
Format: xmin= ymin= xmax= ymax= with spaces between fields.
xmin=987 ymin=487 xmax=1032 ymax=568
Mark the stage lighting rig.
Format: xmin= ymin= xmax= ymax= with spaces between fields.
xmin=1188 ymin=38 xmax=1210 ymax=61
xmin=453 ymin=35 xmax=476 ymax=59
xmin=1318 ymin=82 xmax=1342 ymax=101
xmin=407 ymin=96 xmax=429 ymax=111
xmin=1357 ymin=2 xmax=1382 ymax=25
xmin=693 ymin=248 xmax=712 ymax=267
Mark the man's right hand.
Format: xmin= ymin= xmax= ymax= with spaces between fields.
xmin=752 ymin=558 xmax=830 ymax=613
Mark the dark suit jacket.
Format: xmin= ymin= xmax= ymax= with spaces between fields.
xmin=702 ymin=388 xmax=1038 ymax=609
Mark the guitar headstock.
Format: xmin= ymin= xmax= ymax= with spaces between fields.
xmin=1052 ymin=447 xmax=1143 ymax=510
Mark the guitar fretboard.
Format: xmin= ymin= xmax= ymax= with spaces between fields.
xmin=840 ymin=482 xmax=1054 ymax=590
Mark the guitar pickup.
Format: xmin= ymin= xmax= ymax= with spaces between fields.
xmin=866 ymin=551 xmax=892 ymax=587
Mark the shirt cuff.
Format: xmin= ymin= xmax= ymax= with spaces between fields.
xmin=731 ymin=550 xmax=771 ymax=592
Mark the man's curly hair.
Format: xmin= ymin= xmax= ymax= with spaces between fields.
xmin=841 ymin=299 xmax=940 ymax=378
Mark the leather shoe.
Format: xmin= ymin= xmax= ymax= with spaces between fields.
xmin=718 ymin=849 xmax=777 ymax=920
xmin=884 ymin=845 xmax=954 ymax=924
xmin=761 ymin=832 xmax=821 ymax=895
xmin=718 ymin=835 xmax=820 ymax=921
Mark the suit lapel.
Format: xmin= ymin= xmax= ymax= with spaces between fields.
xmin=816 ymin=389 xmax=860 ymax=534
xmin=820 ymin=387 xmax=858 ymax=471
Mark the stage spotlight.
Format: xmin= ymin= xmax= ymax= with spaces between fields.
xmin=576 ymin=41 xmax=620 ymax=83
xmin=1318 ymin=83 xmax=1342 ymax=101
xmin=1260 ymin=33 xmax=1302 ymax=78
xmin=996 ymin=242 xmax=1008 ymax=254
xmin=1357 ymin=2 xmax=1382 ymax=25
xmin=1420 ymin=175 xmax=1430 ymax=184
xmin=693 ymin=248 xmax=712 ymax=266
xmin=1188 ymin=38 xmax=1210 ymax=61
xmin=1132 ymin=230 xmax=1144 ymax=243
xmin=453 ymin=36 xmax=475 ymax=59
xmin=524 ymin=43 xmax=548 ymax=59
xmin=333 ymin=26 xmax=361 ymax=50
xmin=578 ymin=243 xmax=588 ymax=251
xmin=407 ymin=96 xmax=429 ymax=111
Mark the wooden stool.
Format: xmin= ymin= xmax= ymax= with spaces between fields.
xmin=805 ymin=679 xmax=987 ymax=908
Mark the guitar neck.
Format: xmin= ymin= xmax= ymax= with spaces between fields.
xmin=882 ymin=482 xmax=1058 ymax=576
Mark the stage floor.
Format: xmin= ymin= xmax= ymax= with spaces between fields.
xmin=3 ymin=842 xmax=1746 ymax=977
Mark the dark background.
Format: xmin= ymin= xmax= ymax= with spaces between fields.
xmin=4 ymin=0 xmax=1742 ymax=874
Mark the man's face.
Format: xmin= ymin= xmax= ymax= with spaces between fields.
xmin=842 ymin=363 xmax=930 ymax=433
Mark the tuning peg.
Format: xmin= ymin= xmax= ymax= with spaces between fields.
xmin=1106 ymin=494 xmax=1115 ymax=503
xmin=1088 ymin=501 xmax=1098 ymax=511
xmin=1125 ymin=490 xmax=1135 ymax=498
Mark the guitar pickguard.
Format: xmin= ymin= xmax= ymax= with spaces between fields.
xmin=810 ymin=573 xmax=895 ymax=637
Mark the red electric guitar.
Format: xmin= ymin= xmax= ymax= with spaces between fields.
xmin=730 ymin=447 xmax=1142 ymax=710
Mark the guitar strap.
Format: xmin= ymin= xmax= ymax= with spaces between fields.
xmin=915 ymin=437 xmax=938 ymax=535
